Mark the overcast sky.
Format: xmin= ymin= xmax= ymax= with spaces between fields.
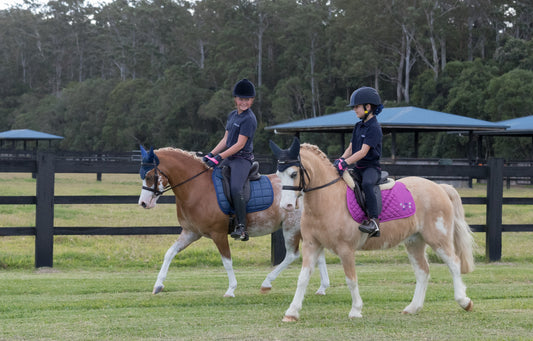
xmin=0 ymin=0 xmax=110 ymax=10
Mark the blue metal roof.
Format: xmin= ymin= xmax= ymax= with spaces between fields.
xmin=473 ymin=115 xmax=533 ymax=136
xmin=0 ymin=129 xmax=63 ymax=140
xmin=265 ymin=106 xmax=509 ymax=134
xmin=497 ymin=115 xmax=533 ymax=133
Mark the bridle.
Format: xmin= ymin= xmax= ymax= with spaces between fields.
xmin=141 ymin=161 xmax=209 ymax=196
xmin=278 ymin=157 xmax=342 ymax=193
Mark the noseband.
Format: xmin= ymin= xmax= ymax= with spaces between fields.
xmin=278 ymin=158 xmax=342 ymax=193
xmin=141 ymin=162 xmax=209 ymax=196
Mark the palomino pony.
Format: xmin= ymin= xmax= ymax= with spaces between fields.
xmin=270 ymin=138 xmax=475 ymax=321
xmin=137 ymin=146 xmax=330 ymax=297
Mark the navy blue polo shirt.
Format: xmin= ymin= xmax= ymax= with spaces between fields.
xmin=350 ymin=116 xmax=382 ymax=168
xmin=225 ymin=108 xmax=257 ymax=156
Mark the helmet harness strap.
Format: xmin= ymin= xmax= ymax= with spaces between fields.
xmin=362 ymin=104 xmax=373 ymax=121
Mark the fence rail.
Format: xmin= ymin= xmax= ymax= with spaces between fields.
xmin=1 ymin=153 xmax=532 ymax=267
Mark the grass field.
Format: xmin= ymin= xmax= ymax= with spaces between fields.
xmin=1 ymin=173 xmax=532 ymax=340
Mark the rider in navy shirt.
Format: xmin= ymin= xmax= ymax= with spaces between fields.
xmin=334 ymin=87 xmax=384 ymax=238
xmin=203 ymin=79 xmax=257 ymax=241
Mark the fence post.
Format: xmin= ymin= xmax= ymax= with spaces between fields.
xmin=35 ymin=152 xmax=55 ymax=268
xmin=271 ymin=229 xmax=286 ymax=266
xmin=486 ymin=158 xmax=503 ymax=262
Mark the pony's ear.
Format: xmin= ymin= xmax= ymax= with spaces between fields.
xmin=288 ymin=137 xmax=300 ymax=159
xmin=269 ymin=140 xmax=283 ymax=159
xmin=140 ymin=145 xmax=148 ymax=160
xmin=148 ymin=147 xmax=159 ymax=166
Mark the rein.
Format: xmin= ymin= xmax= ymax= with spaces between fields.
xmin=141 ymin=162 xmax=209 ymax=196
xmin=280 ymin=158 xmax=341 ymax=193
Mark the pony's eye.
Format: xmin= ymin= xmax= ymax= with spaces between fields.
xmin=290 ymin=171 xmax=298 ymax=179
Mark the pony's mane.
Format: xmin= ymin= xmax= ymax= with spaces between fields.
xmin=156 ymin=147 xmax=207 ymax=166
xmin=300 ymin=143 xmax=331 ymax=163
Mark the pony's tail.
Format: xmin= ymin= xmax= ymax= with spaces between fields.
xmin=440 ymin=184 xmax=475 ymax=274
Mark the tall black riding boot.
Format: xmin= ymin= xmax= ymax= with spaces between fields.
xmin=230 ymin=194 xmax=249 ymax=241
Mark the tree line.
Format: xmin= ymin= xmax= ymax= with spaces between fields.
xmin=1 ymin=0 xmax=532 ymax=160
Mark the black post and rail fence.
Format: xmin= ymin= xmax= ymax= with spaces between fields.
xmin=1 ymin=153 xmax=532 ymax=267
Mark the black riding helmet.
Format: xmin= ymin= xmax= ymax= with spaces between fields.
xmin=232 ymin=78 xmax=256 ymax=98
xmin=347 ymin=86 xmax=381 ymax=107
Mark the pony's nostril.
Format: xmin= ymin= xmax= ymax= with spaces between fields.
xmin=141 ymin=202 xmax=147 ymax=208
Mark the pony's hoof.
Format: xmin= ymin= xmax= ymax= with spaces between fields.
xmin=223 ymin=293 xmax=235 ymax=298
xmin=315 ymin=290 xmax=326 ymax=296
xmin=260 ymin=286 xmax=272 ymax=294
xmin=282 ymin=315 xmax=298 ymax=322
xmin=464 ymin=300 xmax=473 ymax=311
xmin=152 ymin=285 xmax=164 ymax=294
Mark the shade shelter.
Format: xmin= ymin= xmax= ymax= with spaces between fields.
xmin=479 ymin=115 xmax=533 ymax=136
xmin=474 ymin=115 xmax=533 ymax=160
xmin=0 ymin=129 xmax=64 ymax=150
xmin=265 ymin=106 xmax=508 ymax=160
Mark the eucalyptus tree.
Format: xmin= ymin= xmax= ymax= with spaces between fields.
xmin=41 ymin=0 xmax=97 ymax=92
xmin=0 ymin=6 xmax=45 ymax=91
xmin=93 ymin=0 xmax=140 ymax=80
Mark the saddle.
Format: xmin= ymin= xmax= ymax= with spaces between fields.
xmin=346 ymin=169 xmax=394 ymax=218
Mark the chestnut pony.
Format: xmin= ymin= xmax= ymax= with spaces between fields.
xmin=270 ymin=138 xmax=475 ymax=321
xmin=137 ymin=146 xmax=330 ymax=297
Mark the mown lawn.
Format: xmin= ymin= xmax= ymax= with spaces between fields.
xmin=1 ymin=263 xmax=532 ymax=340
xmin=1 ymin=173 xmax=532 ymax=339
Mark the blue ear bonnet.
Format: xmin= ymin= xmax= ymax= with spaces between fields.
xmin=139 ymin=145 xmax=159 ymax=180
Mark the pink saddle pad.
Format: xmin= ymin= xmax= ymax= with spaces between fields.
xmin=346 ymin=181 xmax=416 ymax=223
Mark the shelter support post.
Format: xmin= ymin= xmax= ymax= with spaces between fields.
xmin=486 ymin=158 xmax=503 ymax=262
xmin=35 ymin=152 xmax=55 ymax=268
xmin=391 ymin=132 xmax=397 ymax=162
xmin=414 ymin=132 xmax=419 ymax=158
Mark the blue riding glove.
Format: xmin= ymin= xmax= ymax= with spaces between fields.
xmin=202 ymin=152 xmax=214 ymax=164
xmin=205 ymin=154 xmax=223 ymax=168
xmin=333 ymin=158 xmax=348 ymax=175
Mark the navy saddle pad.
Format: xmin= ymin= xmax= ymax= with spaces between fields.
xmin=212 ymin=167 xmax=274 ymax=215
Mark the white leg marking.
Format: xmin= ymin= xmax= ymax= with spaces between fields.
xmin=346 ymin=276 xmax=363 ymax=318
xmin=403 ymin=251 xmax=429 ymax=314
xmin=153 ymin=233 xmax=200 ymax=294
xmin=261 ymin=251 xmax=299 ymax=290
xmin=284 ymin=265 xmax=313 ymax=320
xmin=315 ymin=250 xmax=330 ymax=295
xmin=436 ymin=248 xmax=471 ymax=309
xmin=221 ymin=256 xmax=237 ymax=297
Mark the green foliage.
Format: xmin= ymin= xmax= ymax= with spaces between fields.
xmin=0 ymin=0 xmax=532 ymax=160
xmin=484 ymin=69 xmax=533 ymax=121
xmin=445 ymin=60 xmax=499 ymax=120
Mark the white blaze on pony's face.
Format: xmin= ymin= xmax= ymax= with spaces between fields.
xmin=138 ymin=174 xmax=165 ymax=209
xmin=269 ymin=137 xmax=302 ymax=212
xmin=277 ymin=166 xmax=301 ymax=212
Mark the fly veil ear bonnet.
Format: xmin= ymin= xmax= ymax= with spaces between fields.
xmin=269 ymin=137 xmax=300 ymax=172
